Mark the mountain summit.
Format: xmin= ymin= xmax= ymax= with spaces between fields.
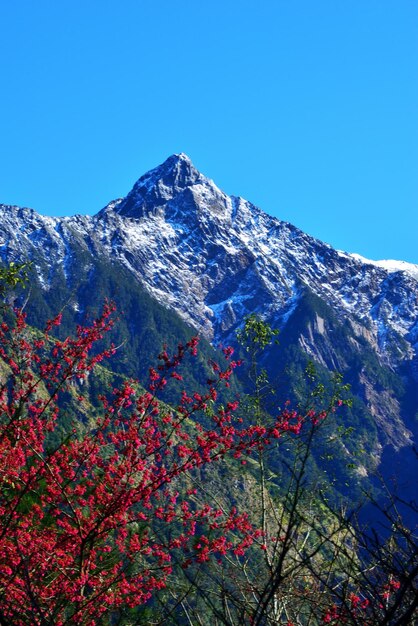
xmin=115 ymin=153 xmax=210 ymax=219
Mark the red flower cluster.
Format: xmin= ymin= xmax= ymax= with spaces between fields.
xmin=0 ymin=302 xmax=340 ymax=625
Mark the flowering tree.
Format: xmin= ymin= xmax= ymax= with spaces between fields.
xmin=0 ymin=267 xmax=336 ymax=626
xmin=0 ymin=267 xmax=416 ymax=626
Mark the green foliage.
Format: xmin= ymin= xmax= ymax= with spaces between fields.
xmin=236 ymin=312 xmax=279 ymax=354
xmin=0 ymin=261 xmax=32 ymax=296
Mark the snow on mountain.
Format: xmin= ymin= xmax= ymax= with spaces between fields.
xmin=2 ymin=153 xmax=418 ymax=456
xmin=1 ymin=153 xmax=417 ymax=366
xmin=93 ymin=155 xmax=418 ymax=369
xmin=350 ymin=253 xmax=418 ymax=282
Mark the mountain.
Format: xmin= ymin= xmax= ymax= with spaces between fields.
xmin=1 ymin=153 xmax=417 ymax=490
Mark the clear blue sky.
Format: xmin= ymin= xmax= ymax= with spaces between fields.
xmin=1 ymin=1 xmax=417 ymax=263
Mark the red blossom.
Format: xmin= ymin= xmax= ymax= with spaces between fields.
xmin=0 ymin=301 xmax=347 ymax=625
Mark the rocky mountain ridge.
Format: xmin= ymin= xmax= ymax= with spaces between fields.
xmin=1 ymin=154 xmax=417 ymax=460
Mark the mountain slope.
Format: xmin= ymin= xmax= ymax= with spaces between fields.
xmin=1 ymin=153 xmax=417 ymax=469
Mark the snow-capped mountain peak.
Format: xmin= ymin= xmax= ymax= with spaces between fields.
xmin=115 ymin=153 xmax=212 ymax=219
xmin=1 ymin=154 xmax=418 ymax=455
xmin=1 ymin=155 xmax=417 ymax=362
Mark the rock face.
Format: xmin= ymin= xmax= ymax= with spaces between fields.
xmin=1 ymin=153 xmax=418 ymax=459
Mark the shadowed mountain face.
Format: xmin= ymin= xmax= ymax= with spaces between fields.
xmin=1 ymin=154 xmax=418 ymax=477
